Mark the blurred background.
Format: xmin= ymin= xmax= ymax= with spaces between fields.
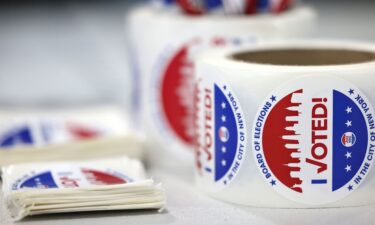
xmin=0 ymin=0 xmax=374 ymax=110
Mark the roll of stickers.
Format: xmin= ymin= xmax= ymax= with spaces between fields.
xmin=195 ymin=41 xmax=375 ymax=207
xmin=127 ymin=5 xmax=316 ymax=168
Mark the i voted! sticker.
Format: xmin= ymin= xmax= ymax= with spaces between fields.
xmin=153 ymin=34 xmax=256 ymax=151
xmin=0 ymin=120 xmax=101 ymax=149
xmin=252 ymin=76 xmax=375 ymax=205
xmin=196 ymin=79 xmax=247 ymax=190
xmin=11 ymin=167 xmax=131 ymax=191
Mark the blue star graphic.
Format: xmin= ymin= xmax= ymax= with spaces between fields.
xmin=270 ymin=180 xmax=276 ymax=186
xmin=347 ymin=185 xmax=353 ymax=191
xmin=345 ymin=106 xmax=352 ymax=114
xmin=223 ymin=180 xmax=227 ymax=185
xmin=270 ymin=95 xmax=277 ymax=102
xmin=348 ymin=89 xmax=354 ymax=95
xmin=223 ymin=85 xmax=227 ymax=90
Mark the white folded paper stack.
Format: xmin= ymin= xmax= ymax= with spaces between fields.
xmin=0 ymin=106 xmax=144 ymax=166
xmin=1 ymin=156 xmax=165 ymax=221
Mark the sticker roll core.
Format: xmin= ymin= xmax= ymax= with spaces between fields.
xmin=195 ymin=41 xmax=375 ymax=207
xmin=127 ymin=5 xmax=316 ymax=168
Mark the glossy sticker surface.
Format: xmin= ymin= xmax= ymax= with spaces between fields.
xmin=252 ymin=76 xmax=375 ymax=204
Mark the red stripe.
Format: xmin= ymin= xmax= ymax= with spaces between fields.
xmin=273 ymin=0 xmax=292 ymax=13
xmin=245 ymin=0 xmax=257 ymax=15
xmin=177 ymin=0 xmax=205 ymax=15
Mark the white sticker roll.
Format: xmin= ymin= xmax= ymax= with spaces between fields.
xmin=195 ymin=41 xmax=375 ymax=207
xmin=127 ymin=5 xmax=316 ymax=167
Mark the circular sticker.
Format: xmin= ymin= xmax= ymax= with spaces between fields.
xmin=196 ymin=79 xmax=247 ymax=190
xmin=151 ymin=34 xmax=257 ymax=151
xmin=12 ymin=168 xmax=130 ymax=190
xmin=252 ymin=76 xmax=375 ymax=205
xmin=0 ymin=119 xmax=103 ymax=149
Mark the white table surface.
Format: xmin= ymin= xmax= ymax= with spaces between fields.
xmin=1 ymin=1 xmax=375 ymax=224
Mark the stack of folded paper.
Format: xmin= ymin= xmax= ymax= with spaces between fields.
xmin=1 ymin=156 xmax=165 ymax=221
